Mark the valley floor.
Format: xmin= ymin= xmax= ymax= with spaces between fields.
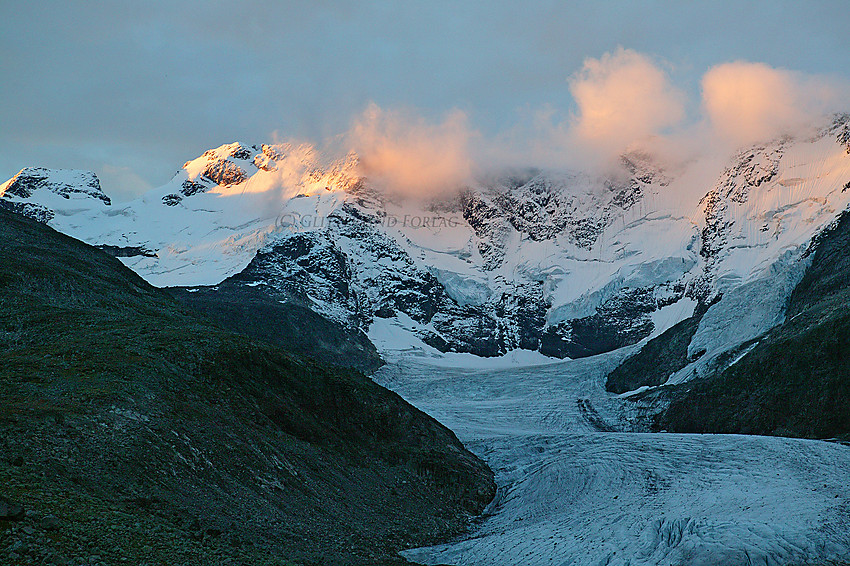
xmin=373 ymin=350 xmax=850 ymax=566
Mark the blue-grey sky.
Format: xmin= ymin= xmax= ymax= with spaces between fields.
xmin=2 ymin=1 xmax=849 ymax=200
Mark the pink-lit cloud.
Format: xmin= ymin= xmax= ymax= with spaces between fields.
xmin=568 ymin=48 xmax=685 ymax=161
xmin=347 ymin=103 xmax=474 ymax=196
xmin=332 ymin=53 xmax=848 ymax=197
xmin=480 ymin=48 xmax=688 ymax=173
xmin=701 ymin=61 xmax=847 ymax=147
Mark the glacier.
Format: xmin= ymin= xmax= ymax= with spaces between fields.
xmin=374 ymin=352 xmax=850 ymax=566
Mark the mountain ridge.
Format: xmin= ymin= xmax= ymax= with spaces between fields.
xmin=3 ymin=113 xmax=850 ymax=383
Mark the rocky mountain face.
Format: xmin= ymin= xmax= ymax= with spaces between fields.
xmin=0 ymin=168 xmax=110 ymax=223
xmin=653 ymin=208 xmax=850 ymax=438
xmin=0 ymin=209 xmax=495 ymax=565
xmin=3 ymin=115 xmax=850 ymax=381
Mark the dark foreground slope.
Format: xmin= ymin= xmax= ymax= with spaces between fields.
xmin=0 ymin=210 xmax=495 ymax=565
xmin=166 ymin=283 xmax=383 ymax=374
xmin=656 ymin=211 xmax=850 ymax=439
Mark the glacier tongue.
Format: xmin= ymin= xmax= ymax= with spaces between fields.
xmin=677 ymin=247 xmax=812 ymax=384
xmin=374 ymin=354 xmax=850 ymax=566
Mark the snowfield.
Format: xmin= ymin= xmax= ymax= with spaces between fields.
xmin=374 ymin=352 xmax=850 ymax=566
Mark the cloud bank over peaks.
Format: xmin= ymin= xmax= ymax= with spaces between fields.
xmin=346 ymin=103 xmax=475 ymax=197
xmin=301 ymin=50 xmax=850 ymax=200
xmin=701 ymin=61 xmax=849 ymax=148
xmin=568 ymin=48 xmax=686 ymax=164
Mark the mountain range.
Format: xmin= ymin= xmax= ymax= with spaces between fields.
xmin=3 ymin=113 xmax=850 ymax=564
xmin=3 ymin=116 xmax=850 ymax=382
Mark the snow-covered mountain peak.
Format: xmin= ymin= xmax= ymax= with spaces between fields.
xmin=0 ymin=167 xmax=110 ymax=224
xmin=161 ymin=141 xmax=361 ymax=207
xmin=0 ymin=167 xmax=110 ymax=204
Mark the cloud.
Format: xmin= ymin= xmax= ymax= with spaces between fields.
xmin=472 ymin=49 xmax=687 ymax=174
xmin=346 ymin=103 xmax=474 ymax=196
xmin=339 ymin=53 xmax=848 ymax=194
xmin=701 ymin=61 xmax=847 ymax=147
xmin=98 ymin=165 xmax=154 ymax=202
xmin=567 ymin=48 xmax=686 ymax=162
xmin=255 ymin=55 xmax=850 ymax=202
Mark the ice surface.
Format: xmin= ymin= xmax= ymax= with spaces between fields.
xmin=374 ymin=354 xmax=850 ymax=565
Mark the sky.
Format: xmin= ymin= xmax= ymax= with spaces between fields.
xmin=2 ymin=1 xmax=849 ymax=201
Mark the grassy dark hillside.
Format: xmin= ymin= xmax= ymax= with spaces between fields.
xmin=167 ymin=284 xmax=383 ymax=374
xmin=605 ymin=314 xmax=703 ymax=394
xmin=0 ymin=209 xmax=495 ymax=565
xmin=656 ymin=211 xmax=850 ymax=439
